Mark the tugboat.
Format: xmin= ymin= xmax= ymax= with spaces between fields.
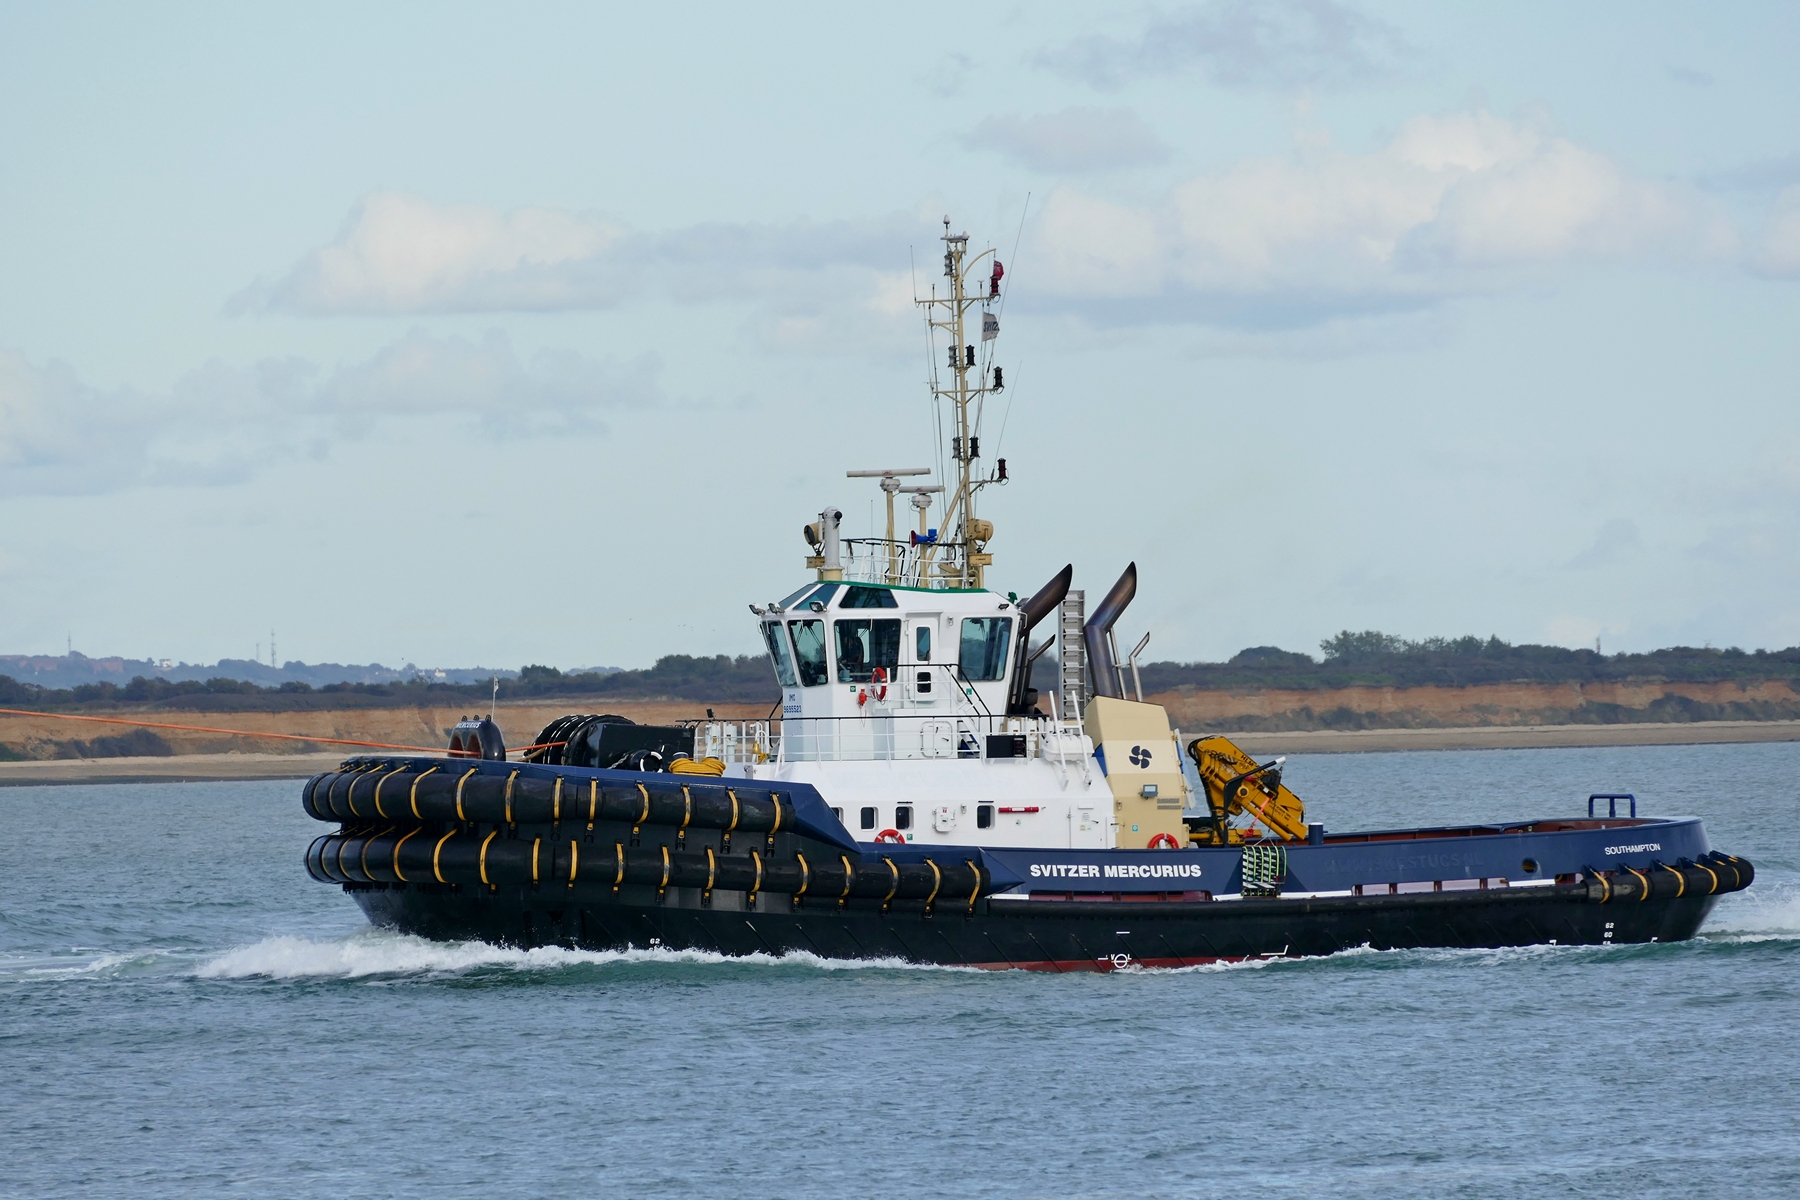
xmin=301 ymin=220 xmax=1753 ymax=969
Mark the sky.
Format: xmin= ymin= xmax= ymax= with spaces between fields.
xmin=3 ymin=1 xmax=1799 ymax=670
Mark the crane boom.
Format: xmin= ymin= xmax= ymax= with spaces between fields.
xmin=1186 ymin=735 xmax=1309 ymax=845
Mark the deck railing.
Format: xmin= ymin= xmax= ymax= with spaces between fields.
xmin=695 ymin=711 xmax=1091 ymax=770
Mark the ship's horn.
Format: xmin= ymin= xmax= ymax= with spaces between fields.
xmin=1083 ymin=563 xmax=1137 ymax=701
xmin=1007 ymin=564 xmax=1072 ymax=715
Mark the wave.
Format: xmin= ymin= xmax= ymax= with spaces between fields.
xmin=195 ymin=930 xmax=965 ymax=981
xmin=1701 ymin=880 xmax=1800 ymax=943
xmin=0 ymin=947 xmax=181 ymax=980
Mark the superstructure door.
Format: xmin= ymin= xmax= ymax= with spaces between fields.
xmin=905 ymin=616 xmax=939 ymax=705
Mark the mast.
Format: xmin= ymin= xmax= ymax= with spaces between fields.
xmin=916 ymin=217 xmax=1003 ymax=589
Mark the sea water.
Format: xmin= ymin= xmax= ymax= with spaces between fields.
xmin=1 ymin=742 xmax=1795 ymax=1199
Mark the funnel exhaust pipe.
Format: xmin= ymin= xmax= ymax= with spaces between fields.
xmin=1007 ymin=564 xmax=1072 ymax=715
xmin=1083 ymin=562 xmax=1137 ymax=701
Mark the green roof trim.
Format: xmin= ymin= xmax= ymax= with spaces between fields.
xmin=787 ymin=579 xmax=990 ymax=595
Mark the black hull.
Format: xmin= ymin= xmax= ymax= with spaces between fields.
xmin=347 ymin=881 xmax=1719 ymax=971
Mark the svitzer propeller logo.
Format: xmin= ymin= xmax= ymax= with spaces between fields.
xmin=1128 ymin=745 xmax=1152 ymax=768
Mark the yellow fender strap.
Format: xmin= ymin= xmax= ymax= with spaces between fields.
xmin=373 ymin=765 xmax=404 ymax=820
xmin=965 ymin=859 xmax=981 ymax=910
xmin=922 ymin=859 xmax=942 ymax=908
xmin=553 ymin=776 xmax=563 ymax=822
xmin=453 ymin=767 xmax=478 ymax=821
xmin=392 ymin=828 xmax=421 ymax=882
xmin=839 ymin=855 xmax=854 ymax=899
xmin=613 ymin=843 xmax=625 ymax=889
xmin=881 ymin=857 xmax=899 ymax=905
xmin=567 ymin=840 xmax=578 ymax=884
xmin=704 ymin=846 xmax=717 ymax=894
xmin=479 ymin=830 xmax=498 ymax=886
xmin=432 ymin=829 xmax=456 ymax=883
xmin=409 ymin=765 xmax=438 ymax=819
xmin=530 ymin=837 xmax=540 ymax=883
xmin=504 ymin=770 xmax=520 ymax=824
xmin=660 ymin=845 xmax=672 ymax=891
xmin=587 ymin=779 xmax=598 ymax=830
xmin=794 ymin=852 xmax=811 ymax=898
xmin=344 ymin=769 xmax=365 ymax=819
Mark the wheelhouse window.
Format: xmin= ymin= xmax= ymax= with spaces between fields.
xmin=761 ymin=622 xmax=798 ymax=687
xmin=835 ymin=619 xmax=901 ymax=683
xmin=778 ymin=583 xmax=819 ymax=610
xmin=915 ymin=626 xmax=930 ymax=661
xmin=789 ymin=620 xmax=829 ymax=687
xmin=840 ymin=586 xmax=898 ymax=609
xmin=958 ymin=617 xmax=1013 ymax=682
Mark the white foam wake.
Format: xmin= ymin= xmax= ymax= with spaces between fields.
xmin=1702 ymin=880 xmax=1800 ymax=943
xmin=195 ymin=929 xmax=962 ymax=980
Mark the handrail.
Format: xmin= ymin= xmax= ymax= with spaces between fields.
xmin=1588 ymin=793 xmax=1637 ymax=818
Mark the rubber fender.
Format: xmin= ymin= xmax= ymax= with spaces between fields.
xmin=365 ymin=839 xmax=990 ymax=898
xmin=311 ymin=834 xmax=355 ymax=884
xmin=1647 ymin=862 xmax=1689 ymax=900
xmin=355 ymin=831 xmax=404 ymax=884
xmin=301 ymin=773 xmax=334 ymax=821
xmin=392 ymin=828 xmax=448 ymax=883
xmin=1674 ymin=859 xmax=1719 ymax=896
xmin=320 ymin=769 xmax=358 ymax=822
xmin=305 ymin=834 xmax=336 ymax=882
xmin=1587 ymin=867 xmax=1643 ymax=903
xmin=335 ymin=830 xmax=381 ymax=884
xmin=1706 ymin=851 xmax=1754 ymax=892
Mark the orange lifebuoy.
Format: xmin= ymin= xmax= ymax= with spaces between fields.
xmin=1147 ymin=832 xmax=1182 ymax=850
xmin=874 ymin=828 xmax=905 ymax=844
xmin=870 ymin=666 xmax=888 ymax=702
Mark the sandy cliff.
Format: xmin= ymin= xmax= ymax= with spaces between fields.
xmin=1151 ymin=678 xmax=1800 ymax=731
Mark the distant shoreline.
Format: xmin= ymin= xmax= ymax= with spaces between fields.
xmin=1 ymin=719 xmax=1797 ymax=786
xmin=1223 ymin=719 xmax=1800 ymax=755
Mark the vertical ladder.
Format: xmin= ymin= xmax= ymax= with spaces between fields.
xmin=1058 ymin=589 xmax=1086 ymax=720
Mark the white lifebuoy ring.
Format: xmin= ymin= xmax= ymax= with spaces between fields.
xmin=870 ymin=666 xmax=888 ymax=702
xmin=874 ymin=828 xmax=905 ymax=844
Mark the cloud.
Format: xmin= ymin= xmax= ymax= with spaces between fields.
xmin=1036 ymin=0 xmax=1410 ymax=92
xmin=1563 ymin=518 xmax=1642 ymax=570
xmin=1752 ymin=185 xmax=1800 ymax=276
xmin=236 ymin=194 xmax=926 ymax=321
xmin=233 ymin=194 xmax=625 ymax=315
xmin=0 ymin=333 xmax=657 ymax=496
xmin=963 ymin=107 xmax=1170 ymax=172
xmin=1023 ymin=109 xmax=1727 ymax=327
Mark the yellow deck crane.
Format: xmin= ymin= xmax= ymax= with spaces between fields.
xmin=1185 ymin=736 xmax=1310 ymax=845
